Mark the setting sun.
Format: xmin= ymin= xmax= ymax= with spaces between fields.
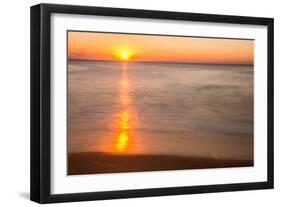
xmin=117 ymin=49 xmax=133 ymax=61
xmin=120 ymin=52 xmax=129 ymax=61
xmin=113 ymin=47 xmax=135 ymax=62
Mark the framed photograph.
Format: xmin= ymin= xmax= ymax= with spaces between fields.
xmin=30 ymin=3 xmax=274 ymax=203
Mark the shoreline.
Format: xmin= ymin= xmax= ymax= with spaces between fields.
xmin=68 ymin=152 xmax=253 ymax=175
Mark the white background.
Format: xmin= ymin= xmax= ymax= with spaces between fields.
xmin=0 ymin=0 xmax=279 ymax=206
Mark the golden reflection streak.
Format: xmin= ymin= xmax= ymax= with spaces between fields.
xmin=115 ymin=63 xmax=131 ymax=153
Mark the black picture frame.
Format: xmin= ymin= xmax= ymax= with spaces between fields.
xmin=30 ymin=3 xmax=274 ymax=204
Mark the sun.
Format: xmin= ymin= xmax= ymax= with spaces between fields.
xmin=113 ymin=46 xmax=136 ymax=62
xmin=121 ymin=52 xmax=129 ymax=61
xmin=119 ymin=51 xmax=130 ymax=61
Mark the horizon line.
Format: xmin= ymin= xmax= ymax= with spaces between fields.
xmin=68 ymin=58 xmax=254 ymax=66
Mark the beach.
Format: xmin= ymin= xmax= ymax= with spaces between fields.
xmin=68 ymin=151 xmax=253 ymax=175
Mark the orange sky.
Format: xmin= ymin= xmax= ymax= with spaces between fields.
xmin=68 ymin=31 xmax=254 ymax=65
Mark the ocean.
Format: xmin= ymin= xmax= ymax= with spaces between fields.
xmin=67 ymin=60 xmax=253 ymax=162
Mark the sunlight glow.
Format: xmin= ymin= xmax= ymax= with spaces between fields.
xmin=69 ymin=32 xmax=254 ymax=65
xmin=116 ymin=132 xmax=129 ymax=152
xmin=114 ymin=47 xmax=135 ymax=62
xmin=121 ymin=52 xmax=129 ymax=61
xmin=120 ymin=111 xmax=130 ymax=130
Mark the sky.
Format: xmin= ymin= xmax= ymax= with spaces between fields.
xmin=68 ymin=31 xmax=254 ymax=65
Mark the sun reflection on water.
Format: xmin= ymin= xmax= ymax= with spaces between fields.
xmin=116 ymin=131 xmax=129 ymax=152
xmin=115 ymin=63 xmax=132 ymax=153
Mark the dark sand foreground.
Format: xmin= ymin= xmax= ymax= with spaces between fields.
xmin=68 ymin=152 xmax=253 ymax=175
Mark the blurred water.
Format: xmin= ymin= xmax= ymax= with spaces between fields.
xmin=68 ymin=60 xmax=253 ymax=160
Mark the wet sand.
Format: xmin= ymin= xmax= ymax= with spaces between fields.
xmin=68 ymin=152 xmax=253 ymax=175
